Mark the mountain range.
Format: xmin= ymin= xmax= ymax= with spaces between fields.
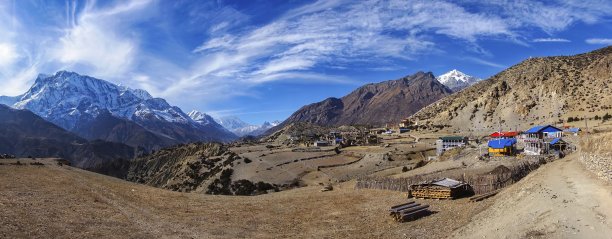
xmin=0 ymin=71 xmax=237 ymax=150
xmin=267 ymin=71 xmax=453 ymax=131
xmin=213 ymin=116 xmax=281 ymax=137
xmin=410 ymin=46 xmax=612 ymax=131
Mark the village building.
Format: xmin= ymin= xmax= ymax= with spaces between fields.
xmin=436 ymin=136 xmax=467 ymax=156
xmin=369 ymin=128 xmax=388 ymax=135
xmin=522 ymin=125 xmax=563 ymax=155
xmin=488 ymin=138 xmax=517 ymax=156
xmin=399 ymin=118 xmax=411 ymax=128
xmin=563 ymin=127 xmax=581 ymax=136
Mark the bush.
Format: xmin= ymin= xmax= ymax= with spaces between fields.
xmin=256 ymin=181 xmax=276 ymax=192
xmin=414 ymin=160 xmax=427 ymax=168
xmin=243 ymin=158 xmax=252 ymax=164
xmin=231 ymin=180 xmax=256 ymax=195
xmin=402 ymin=166 xmax=409 ymax=172
xmin=603 ymin=113 xmax=612 ymax=122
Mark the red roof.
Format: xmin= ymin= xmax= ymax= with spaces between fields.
xmin=490 ymin=131 xmax=519 ymax=138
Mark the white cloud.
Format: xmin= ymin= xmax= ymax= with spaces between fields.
xmin=185 ymin=0 xmax=516 ymax=100
xmin=585 ymin=38 xmax=612 ymax=45
xmin=51 ymin=0 xmax=152 ymax=79
xmin=53 ymin=22 xmax=136 ymax=77
xmin=464 ymin=57 xmax=506 ymax=68
xmin=0 ymin=43 xmax=19 ymax=68
xmin=533 ymin=38 xmax=571 ymax=42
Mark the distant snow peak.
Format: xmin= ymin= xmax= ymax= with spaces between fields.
xmin=436 ymin=69 xmax=481 ymax=91
xmin=211 ymin=115 xmax=280 ymax=137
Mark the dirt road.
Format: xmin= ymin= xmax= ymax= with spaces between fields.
xmin=451 ymin=154 xmax=612 ymax=239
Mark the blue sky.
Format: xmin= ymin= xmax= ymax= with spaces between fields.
xmin=0 ymin=0 xmax=611 ymax=125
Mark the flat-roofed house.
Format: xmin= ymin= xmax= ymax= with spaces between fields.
xmin=436 ymin=136 xmax=467 ymax=156
xmin=563 ymin=127 xmax=581 ymax=136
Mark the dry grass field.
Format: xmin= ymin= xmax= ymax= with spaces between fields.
xmin=0 ymin=158 xmax=490 ymax=239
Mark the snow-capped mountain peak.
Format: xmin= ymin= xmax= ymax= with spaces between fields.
xmin=436 ymin=69 xmax=481 ymax=91
xmin=187 ymin=110 xmax=216 ymax=125
xmin=9 ymin=71 xmax=197 ymax=128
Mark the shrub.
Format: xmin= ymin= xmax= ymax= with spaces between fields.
xmin=603 ymin=113 xmax=612 ymax=122
xmin=402 ymin=166 xmax=409 ymax=172
xmin=231 ymin=180 xmax=256 ymax=195
xmin=414 ymin=160 xmax=427 ymax=168
xmin=256 ymin=181 xmax=275 ymax=193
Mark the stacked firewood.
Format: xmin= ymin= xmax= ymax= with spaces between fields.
xmin=388 ymin=201 xmax=431 ymax=222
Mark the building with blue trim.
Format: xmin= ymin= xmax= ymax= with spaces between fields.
xmin=522 ymin=125 xmax=563 ymax=155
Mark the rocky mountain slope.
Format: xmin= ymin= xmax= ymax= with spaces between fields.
xmin=437 ymin=69 xmax=481 ymax=91
xmin=273 ymin=71 xmax=453 ymax=129
xmin=410 ymin=46 xmax=612 ymax=132
xmin=0 ymin=104 xmax=136 ymax=175
xmin=1 ymin=71 xmax=236 ymax=149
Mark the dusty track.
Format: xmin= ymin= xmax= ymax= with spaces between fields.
xmin=451 ymin=154 xmax=612 ymax=238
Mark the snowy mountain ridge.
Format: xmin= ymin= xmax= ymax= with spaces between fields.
xmin=1 ymin=71 xmax=236 ymax=143
xmin=9 ymin=71 xmax=192 ymax=129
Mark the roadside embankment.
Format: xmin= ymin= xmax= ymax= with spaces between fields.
xmin=580 ymin=132 xmax=612 ymax=182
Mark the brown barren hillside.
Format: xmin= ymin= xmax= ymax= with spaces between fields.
xmin=410 ymin=46 xmax=612 ymax=132
xmin=271 ymin=71 xmax=452 ymax=130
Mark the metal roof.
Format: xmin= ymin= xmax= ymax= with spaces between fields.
xmin=525 ymin=125 xmax=562 ymax=134
xmin=564 ymin=128 xmax=580 ymax=133
xmin=490 ymin=131 xmax=519 ymax=138
xmin=488 ymin=138 xmax=517 ymax=149
xmin=431 ymin=178 xmax=466 ymax=188
xmin=550 ymin=138 xmax=564 ymax=145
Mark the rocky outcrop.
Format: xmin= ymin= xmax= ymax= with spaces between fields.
xmin=127 ymin=143 xmax=239 ymax=192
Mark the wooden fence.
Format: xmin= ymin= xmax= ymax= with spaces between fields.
xmin=355 ymin=155 xmax=555 ymax=195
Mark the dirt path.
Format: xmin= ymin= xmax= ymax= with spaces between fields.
xmin=451 ymin=153 xmax=612 ymax=239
